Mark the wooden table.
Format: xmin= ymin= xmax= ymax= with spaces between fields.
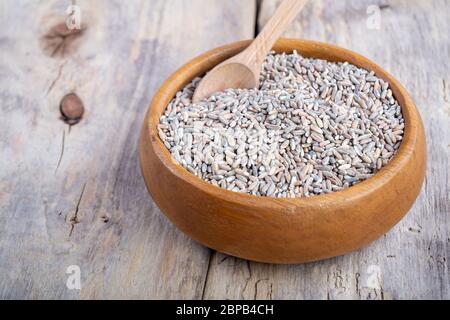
xmin=0 ymin=0 xmax=448 ymax=299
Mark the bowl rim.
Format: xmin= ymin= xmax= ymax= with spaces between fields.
xmin=144 ymin=38 xmax=419 ymax=209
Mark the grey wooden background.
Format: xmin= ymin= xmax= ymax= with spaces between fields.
xmin=0 ymin=0 xmax=448 ymax=299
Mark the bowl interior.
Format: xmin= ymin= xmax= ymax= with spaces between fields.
xmin=146 ymin=39 xmax=416 ymax=207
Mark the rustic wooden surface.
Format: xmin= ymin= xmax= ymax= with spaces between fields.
xmin=0 ymin=0 xmax=448 ymax=299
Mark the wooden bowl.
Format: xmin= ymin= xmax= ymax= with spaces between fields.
xmin=139 ymin=39 xmax=426 ymax=264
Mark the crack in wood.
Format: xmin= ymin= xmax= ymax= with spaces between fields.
xmin=218 ymin=255 xmax=231 ymax=265
xmin=54 ymin=129 xmax=66 ymax=174
xmin=68 ymin=182 xmax=86 ymax=238
xmin=254 ymin=0 xmax=262 ymax=37
xmin=241 ymin=260 xmax=253 ymax=299
xmin=200 ymin=249 xmax=213 ymax=300
xmin=378 ymin=284 xmax=385 ymax=300
xmin=269 ymin=283 xmax=273 ymax=299
xmin=46 ymin=62 xmax=66 ymax=97
xmin=355 ymin=272 xmax=361 ymax=299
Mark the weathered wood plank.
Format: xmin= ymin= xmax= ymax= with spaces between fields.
xmin=203 ymin=0 xmax=450 ymax=299
xmin=0 ymin=0 xmax=255 ymax=299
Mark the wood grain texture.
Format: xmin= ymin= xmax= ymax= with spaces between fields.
xmin=0 ymin=0 xmax=255 ymax=299
xmin=202 ymin=0 xmax=449 ymax=299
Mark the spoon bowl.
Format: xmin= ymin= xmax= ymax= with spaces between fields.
xmin=192 ymin=62 xmax=257 ymax=103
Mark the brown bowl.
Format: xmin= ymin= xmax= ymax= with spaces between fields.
xmin=139 ymin=39 xmax=426 ymax=264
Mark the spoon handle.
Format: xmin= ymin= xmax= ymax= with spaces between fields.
xmin=247 ymin=0 xmax=308 ymax=68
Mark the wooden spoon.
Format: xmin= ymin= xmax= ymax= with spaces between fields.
xmin=192 ymin=0 xmax=309 ymax=103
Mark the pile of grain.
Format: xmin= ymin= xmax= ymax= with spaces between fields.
xmin=158 ymin=51 xmax=404 ymax=197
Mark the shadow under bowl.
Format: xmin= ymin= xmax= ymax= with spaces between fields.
xmin=139 ymin=39 xmax=426 ymax=264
